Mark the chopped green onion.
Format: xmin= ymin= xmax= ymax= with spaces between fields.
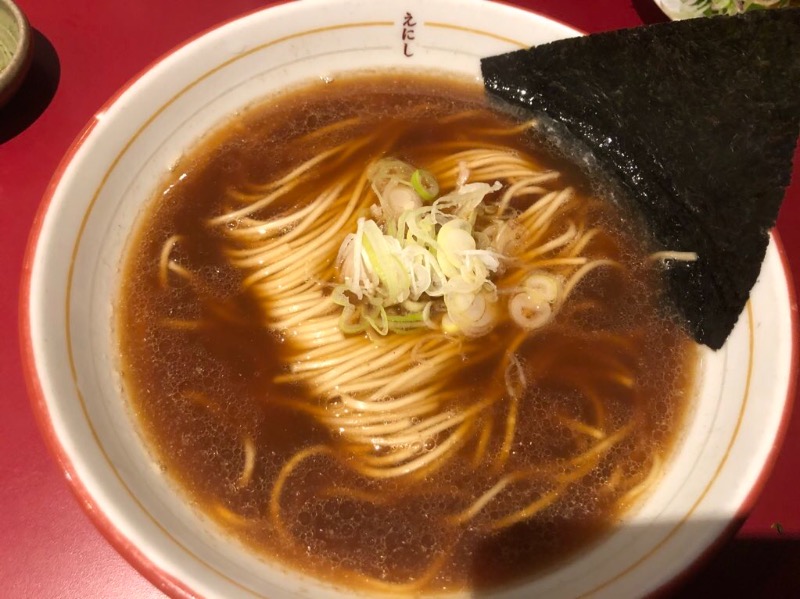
xmin=387 ymin=312 xmax=425 ymax=324
xmin=410 ymin=169 xmax=439 ymax=202
xmin=387 ymin=312 xmax=427 ymax=332
xmin=335 ymin=158 xmax=505 ymax=337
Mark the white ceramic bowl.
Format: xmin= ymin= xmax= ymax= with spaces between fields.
xmin=20 ymin=0 xmax=797 ymax=597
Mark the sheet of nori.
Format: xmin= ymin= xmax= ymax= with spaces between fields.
xmin=481 ymin=9 xmax=800 ymax=349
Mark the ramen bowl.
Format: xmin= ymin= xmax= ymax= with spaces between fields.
xmin=20 ymin=0 xmax=797 ymax=597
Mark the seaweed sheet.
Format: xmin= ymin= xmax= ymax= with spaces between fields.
xmin=482 ymin=9 xmax=800 ymax=349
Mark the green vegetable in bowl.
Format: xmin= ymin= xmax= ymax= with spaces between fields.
xmin=678 ymin=0 xmax=795 ymax=17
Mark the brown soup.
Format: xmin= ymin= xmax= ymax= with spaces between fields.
xmin=117 ymin=73 xmax=697 ymax=593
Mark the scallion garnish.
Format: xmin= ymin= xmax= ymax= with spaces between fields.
xmin=410 ymin=169 xmax=439 ymax=202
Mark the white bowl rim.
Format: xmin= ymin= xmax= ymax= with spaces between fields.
xmin=18 ymin=1 xmax=799 ymax=597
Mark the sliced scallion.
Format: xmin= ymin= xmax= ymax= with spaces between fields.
xmin=410 ymin=169 xmax=439 ymax=202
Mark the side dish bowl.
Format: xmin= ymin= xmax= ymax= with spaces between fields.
xmin=654 ymin=0 xmax=797 ymax=19
xmin=20 ymin=0 xmax=797 ymax=597
xmin=0 ymin=0 xmax=31 ymax=107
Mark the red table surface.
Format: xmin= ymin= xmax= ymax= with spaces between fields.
xmin=2 ymin=0 xmax=799 ymax=597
